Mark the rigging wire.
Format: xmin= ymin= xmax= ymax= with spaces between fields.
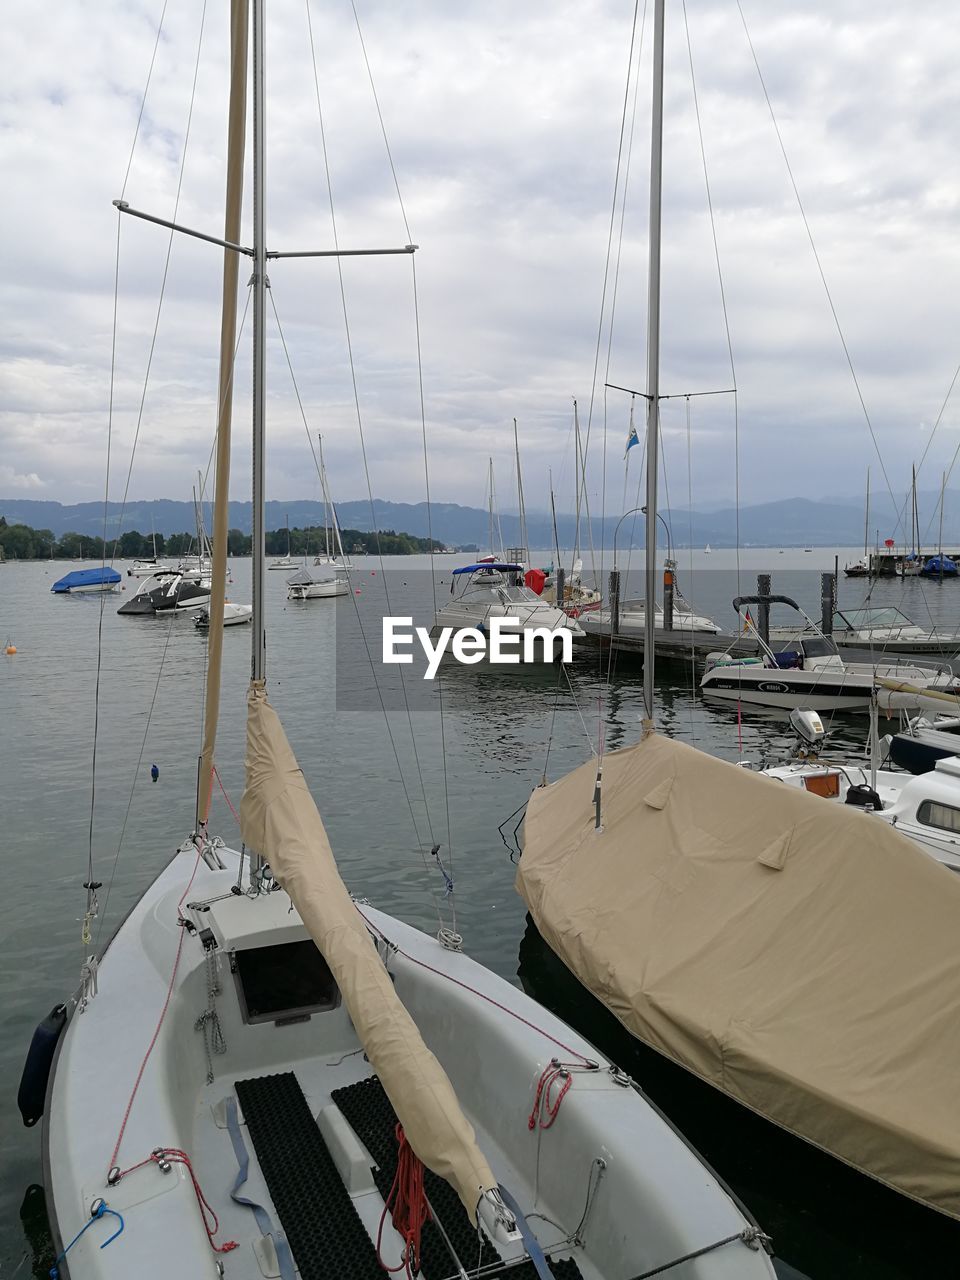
xmin=735 ymin=1 xmax=898 ymax=528
xmin=267 ymin=285 xmax=454 ymax=936
xmin=85 ymin=0 xmax=175 ymax=949
xmin=303 ymin=0 xmax=462 ymax=936
xmin=303 ymin=2 xmax=440 ymax=846
xmin=681 ymin=0 xmax=740 ymax=598
xmin=109 ymin=0 xmax=211 ymax=563
xmin=95 ymin=286 xmax=254 ymax=948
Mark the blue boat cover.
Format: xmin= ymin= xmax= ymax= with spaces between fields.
xmin=921 ymin=556 xmax=958 ymax=575
xmin=51 ymin=567 xmax=122 ymax=593
xmin=451 ymin=562 xmax=524 ymax=575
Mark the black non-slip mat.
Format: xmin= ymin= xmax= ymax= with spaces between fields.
xmin=235 ymin=1071 xmax=383 ymax=1280
xmin=332 ymin=1074 xmax=584 ymax=1280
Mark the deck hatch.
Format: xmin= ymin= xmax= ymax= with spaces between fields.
xmin=232 ymin=939 xmax=339 ymax=1025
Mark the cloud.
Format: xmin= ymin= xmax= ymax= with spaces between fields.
xmin=2 ymin=0 xmax=960 ymax=518
xmin=0 ymin=464 xmax=45 ymax=491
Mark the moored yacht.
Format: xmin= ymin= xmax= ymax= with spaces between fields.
xmin=701 ymin=596 xmax=956 ymax=712
xmin=286 ymin=563 xmax=348 ymax=599
xmin=436 ymin=562 xmax=582 ymax=649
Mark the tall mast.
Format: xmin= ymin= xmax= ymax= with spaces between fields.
xmin=549 ymin=468 xmax=561 ymax=569
xmin=319 ymin=434 xmax=331 ymax=559
xmin=643 ymin=0 xmax=665 ymax=725
xmin=251 ymin=0 xmax=267 ymax=681
xmin=513 ymin=417 xmax=528 ymax=562
xmin=197 ymin=0 xmax=248 ymax=829
xmin=573 ymin=401 xmax=581 ymax=565
xmin=488 ymin=457 xmax=495 ymax=556
xmin=863 ymin=467 xmax=870 ymax=558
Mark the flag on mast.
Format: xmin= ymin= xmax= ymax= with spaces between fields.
xmin=625 ymin=421 xmax=640 ymax=457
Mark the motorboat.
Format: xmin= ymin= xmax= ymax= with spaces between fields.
xmin=770 ymin=604 xmax=959 ymax=655
xmin=128 ymin=558 xmax=176 ymax=577
xmin=286 ymin=563 xmax=348 ymax=600
xmin=436 ymin=562 xmax=582 ymax=652
xmin=701 ymin=595 xmax=956 ymax=712
xmin=117 ymin=570 xmax=211 ymax=615
xmin=755 ymin=709 xmax=960 ymax=872
xmin=841 ymin=554 xmax=870 ymax=578
xmin=51 ymin=567 xmax=121 ymax=594
xmin=193 ymin=601 xmax=253 ymax=628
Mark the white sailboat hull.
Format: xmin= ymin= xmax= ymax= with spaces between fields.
xmin=45 ymin=844 xmax=773 ymax=1278
xmin=287 ymin=578 xmax=348 ymax=599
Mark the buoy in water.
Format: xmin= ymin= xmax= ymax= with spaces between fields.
xmin=4 ymin=641 xmax=16 ymax=655
xmin=150 ymin=763 xmax=159 ymax=783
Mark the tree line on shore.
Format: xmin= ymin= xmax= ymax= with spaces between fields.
xmin=0 ymin=516 xmax=443 ymax=561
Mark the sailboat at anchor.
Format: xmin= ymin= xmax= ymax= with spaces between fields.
xmin=19 ymin=3 xmax=778 ymax=1277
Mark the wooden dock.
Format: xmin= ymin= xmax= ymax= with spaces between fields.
xmin=575 ymin=627 xmax=759 ymax=666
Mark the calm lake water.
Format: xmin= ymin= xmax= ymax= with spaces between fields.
xmin=2 ymin=547 xmax=959 ymax=1275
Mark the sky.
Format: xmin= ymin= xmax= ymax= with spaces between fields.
xmin=2 ymin=0 xmax=960 ymax=522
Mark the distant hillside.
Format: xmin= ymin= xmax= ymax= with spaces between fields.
xmin=1 ymin=491 xmax=954 ymax=549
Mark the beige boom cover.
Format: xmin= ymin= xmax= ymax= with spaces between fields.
xmin=518 ymin=730 xmax=960 ymax=1219
xmin=241 ymin=682 xmax=496 ymax=1220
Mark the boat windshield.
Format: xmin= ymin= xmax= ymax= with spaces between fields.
xmin=799 ymin=636 xmax=840 ymax=659
xmin=834 ymin=607 xmax=911 ymax=630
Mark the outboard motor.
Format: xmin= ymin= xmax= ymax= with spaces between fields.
xmin=844 ymin=783 xmax=883 ymax=811
xmin=790 ymin=708 xmax=826 ymax=760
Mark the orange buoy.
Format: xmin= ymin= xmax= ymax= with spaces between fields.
xmin=5 ymin=644 xmax=16 ymax=655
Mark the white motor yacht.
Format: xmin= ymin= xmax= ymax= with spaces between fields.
xmin=701 ymin=595 xmax=957 ymax=713
xmin=770 ymin=605 xmax=959 ymax=655
xmin=436 ymin=562 xmax=582 ymax=653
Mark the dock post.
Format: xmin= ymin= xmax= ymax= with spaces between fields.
xmin=756 ymin=573 xmax=771 ymax=646
xmin=662 ymin=559 xmax=675 ymax=630
xmin=609 ymin=569 xmax=621 ymax=637
xmin=555 ymin=566 xmax=566 ymax=611
xmin=821 ymin=572 xmax=836 ymax=635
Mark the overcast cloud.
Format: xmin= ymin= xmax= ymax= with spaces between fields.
xmin=2 ymin=1 xmax=959 ymax=523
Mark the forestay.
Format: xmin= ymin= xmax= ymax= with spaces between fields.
xmin=518 ymin=730 xmax=960 ymax=1219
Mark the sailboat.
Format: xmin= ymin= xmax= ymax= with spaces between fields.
xmin=843 ymin=467 xmax=871 ymax=577
xmin=21 ymin=5 xmax=775 ymax=1277
xmin=288 ymin=436 xmax=349 ymax=597
xmin=268 ymin=513 xmax=297 ymax=570
xmin=518 ymin=0 xmax=960 ymax=1242
xmin=312 ymin=435 xmax=353 ymax=570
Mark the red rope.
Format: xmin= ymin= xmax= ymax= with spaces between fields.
xmin=161 ymin=1149 xmax=238 ymax=1253
xmin=115 ymin=1149 xmax=237 ymax=1254
xmin=527 ymin=1061 xmax=573 ymax=1130
xmin=355 ymin=907 xmax=594 ymax=1067
xmin=376 ymin=1124 xmax=430 ymax=1278
xmin=213 ymin=766 xmax=241 ymax=826
xmin=107 ymin=843 xmax=204 ymax=1172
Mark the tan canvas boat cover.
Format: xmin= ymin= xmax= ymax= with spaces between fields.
xmin=518 ymin=730 xmax=960 ymax=1218
xmin=241 ymin=682 xmax=496 ymax=1220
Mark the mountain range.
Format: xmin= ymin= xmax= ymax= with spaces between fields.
xmin=1 ymin=492 xmax=955 ymax=549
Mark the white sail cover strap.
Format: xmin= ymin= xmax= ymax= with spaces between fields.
xmin=240 ymin=682 xmax=496 ymax=1221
